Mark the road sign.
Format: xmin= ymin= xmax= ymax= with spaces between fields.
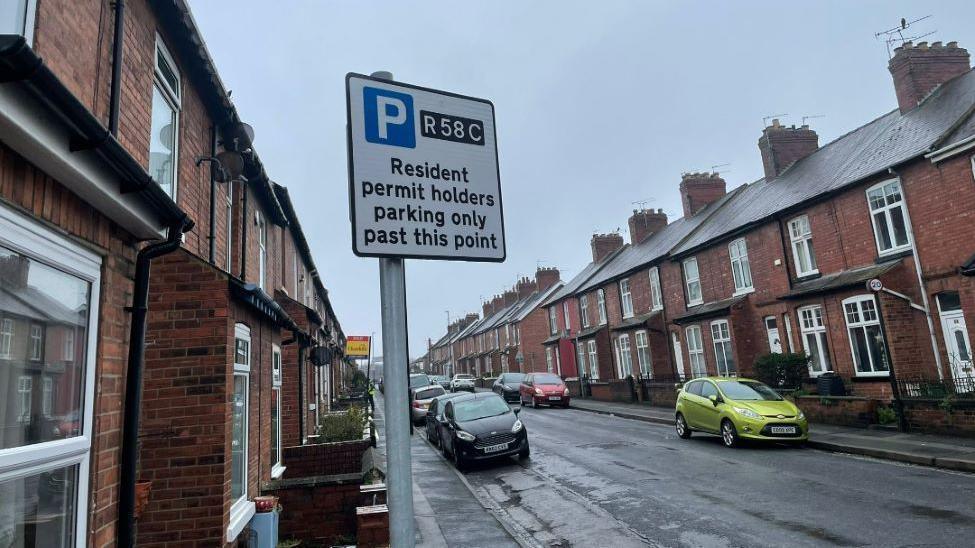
xmin=346 ymin=73 xmax=505 ymax=261
xmin=867 ymin=278 xmax=884 ymax=292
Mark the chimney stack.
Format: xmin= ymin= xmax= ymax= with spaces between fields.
xmin=502 ymin=289 xmax=519 ymax=307
xmin=590 ymin=233 xmax=624 ymax=263
xmin=535 ymin=267 xmax=561 ymax=291
xmin=758 ymin=119 xmax=819 ymax=179
xmin=889 ymin=40 xmax=970 ymax=113
xmin=491 ymin=294 xmax=504 ymax=312
xmin=628 ymin=208 xmax=668 ymax=244
xmin=482 ymin=300 xmax=494 ymax=318
xmin=679 ymin=172 xmax=726 ymax=217
xmin=516 ymin=276 xmax=537 ymax=299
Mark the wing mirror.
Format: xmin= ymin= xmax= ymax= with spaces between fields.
xmin=513 ymin=407 xmax=521 ymax=415
xmin=709 ymin=394 xmax=721 ymax=406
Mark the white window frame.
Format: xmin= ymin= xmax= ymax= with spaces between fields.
xmin=788 ymin=215 xmax=818 ymax=276
xmin=649 ymin=267 xmax=663 ymax=311
xmin=587 ymin=339 xmax=599 ymax=379
xmin=686 ymin=325 xmax=706 ymax=378
xmin=29 ymin=324 xmax=42 ymax=361
xmin=257 ymin=211 xmax=267 ymax=291
xmin=616 ymin=334 xmax=633 ymax=378
xmin=842 ymin=295 xmax=890 ymax=376
xmin=17 ymin=375 xmax=32 ymax=421
xmin=0 ymin=204 xmax=102 ymax=548
xmin=42 ymin=376 xmax=53 ymax=416
xmin=6 ymin=0 xmax=38 ymax=46
xmin=546 ymin=346 xmax=554 ymax=373
xmin=866 ymin=179 xmax=912 ymax=256
xmin=548 ymin=306 xmax=558 ymax=335
xmin=597 ymin=289 xmax=607 ymax=325
xmin=672 ymin=332 xmax=686 ymax=380
xmin=271 ymin=345 xmax=285 ymax=479
xmin=576 ymin=342 xmax=587 ymax=376
xmin=683 ymin=257 xmax=703 ymax=306
xmin=710 ymin=320 xmax=736 ymax=377
xmin=0 ymin=317 xmax=13 ymax=358
xmin=580 ymin=295 xmax=590 ymax=328
xmin=563 ymin=301 xmax=571 ymax=332
xmin=635 ymin=330 xmax=652 ymax=377
xmin=620 ymin=279 xmax=634 ymax=318
xmin=728 ymin=238 xmax=754 ymax=294
xmin=63 ymin=328 xmax=75 ymax=361
xmin=225 ymin=180 xmax=234 ymax=272
xmin=151 ymin=35 xmax=181 ymax=199
xmin=799 ymin=306 xmax=830 ymax=376
xmin=229 ymin=323 xmax=255 ymax=541
xmin=783 ymin=312 xmax=795 ymax=353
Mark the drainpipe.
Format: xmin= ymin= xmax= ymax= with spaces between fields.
xmin=240 ymin=186 xmax=248 ymax=279
xmin=107 ymin=0 xmax=124 ymax=136
xmin=283 ymin=332 xmax=310 ymax=442
xmin=207 ymin=126 xmax=217 ymax=263
xmin=118 ymin=218 xmax=191 ymax=548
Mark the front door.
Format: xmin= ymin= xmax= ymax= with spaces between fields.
xmin=765 ymin=316 xmax=782 ymax=354
xmin=672 ymin=333 xmax=686 ymax=379
xmin=938 ymin=293 xmax=973 ymax=385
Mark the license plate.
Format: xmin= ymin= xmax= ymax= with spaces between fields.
xmin=771 ymin=426 xmax=796 ymax=434
xmin=483 ymin=443 xmax=509 ymax=453
xmin=548 ymin=396 xmax=561 ymax=401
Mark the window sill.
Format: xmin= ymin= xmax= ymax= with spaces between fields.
xmin=271 ymin=464 xmax=286 ymax=480
xmin=732 ymin=288 xmax=755 ymax=297
xmin=850 ymin=374 xmax=891 ymax=382
xmin=227 ymin=499 xmax=256 ymax=543
xmin=686 ymin=301 xmax=704 ymax=308
xmin=876 ymin=248 xmax=912 ymax=263
xmin=795 ymin=271 xmax=821 ymax=281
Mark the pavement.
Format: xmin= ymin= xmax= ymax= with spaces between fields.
xmin=564 ymin=397 xmax=975 ymax=473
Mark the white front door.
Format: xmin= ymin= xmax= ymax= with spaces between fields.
xmin=672 ymin=332 xmax=686 ymax=379
xmin=937 ymin=293 xmax=973 ymax=384
xmin=765 ymin=316 xmax=782 ymax=354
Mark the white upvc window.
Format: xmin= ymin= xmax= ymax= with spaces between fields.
xmin=672 ymin=332 xmax=686 ymax=380
xmin=649 ymin=267 xmax=663 ymax=311
xmin=587 ymin=340 xmax=599 ymax=379
xmin=3 ymin=0 xmax=38 ymax=46
xmin=546 ymin=346 xmax=554 ymax=373
xmin=843 ymin=296 xmax=890 ymax=376
xmin=63 ymin=328 xmax=75 ymax=361
xmin=728 ymin=239 xmax=753 ymax=294
xmin=620 ymin=279 xmax=634 ymax=318
xmin=149 ymin=35 xmax=181 ymax=198
xmin=548 ymin=306 xmax=558 ymax=335
xmin=799 ymin=306 xmax=830 ymax=376
xmin=710 ymin=320 xmax=736 ymax=377
xmin=576 ymin=342 xmax=587 ymax=376
xmin=867 ymin=180 xmax=912 ymax=256
xmin=635 ymin=330 xmax=652 ymax=377
xmin=225 ymin=180 xmax=234 ymax=272
xmin=686 ymin=325 xmax=707 ymax=378
xmin=580 ymin=295 xmax=591 ymax=328
xmin=597 ymin=289 xmax=607 ymax=325
xmin=788 ymin=215 xmax=818 ymax=276
xmin=229 ymin=323 xmax=255 ymax=541
xmin=616 ymin=334 xmax=633 ymax=378
xmin=563 ymin=301 xmax=571 ymax=331
xmin=683 ymin=258 xmax=703 ymax=306
xmin=271 ymin=345 xmax=284 ymax=479
xmin=257 ymin=211 xmax=267 ymax=291
xmin=29 ymin=324 xmax=42 ymax=361
xmin=0 ymin=205 xmax=101 ymax=548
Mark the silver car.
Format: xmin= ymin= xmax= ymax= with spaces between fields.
xmin=411 ymin=384 xmax=446 ymax=425
xmin=450 ymin=374 xmax=476 ymax=393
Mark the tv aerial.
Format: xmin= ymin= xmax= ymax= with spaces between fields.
xmin=875 ymin=16 xmax=936 ymax=58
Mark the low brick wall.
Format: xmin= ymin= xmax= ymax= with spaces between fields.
xmin=589 ymin=380 xmax=635 ymax=403
xmin=793 ymin=395 xmax=877 ymax=428
xmin=643 ymin=383 xmax=679 ymax=408
xmin=566 ymin=379 xmax=582 ymax=398
xmin=264 ymin=474 xmax=362 ymax=545
xmin=903 ymin=399 xmax=975 ymax=437
xmin=283 ymin=438 xmax=371 ymax=479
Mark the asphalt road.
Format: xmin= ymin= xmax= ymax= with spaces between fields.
xmin=452 ymin=404 xmax=975 ymax=547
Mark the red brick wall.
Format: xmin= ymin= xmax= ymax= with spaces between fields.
xmin=265 ymin=481 xmax=361 ymax=545
xmin=517 ymin=307 xmax=551 ymax=373
xmin=281 ymin=439 xmax=370 ymax=478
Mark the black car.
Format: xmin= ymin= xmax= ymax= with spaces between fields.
xmin=438 ymin=392 xmax=529 ymax=471
xmin=492 ymin=373 xmax=526 ymax=403
xmin=424 ymin=392 xmax=468 ymax=447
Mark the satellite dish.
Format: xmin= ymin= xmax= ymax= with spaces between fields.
xmin=216 ymin=150 xmax=245 ymax=180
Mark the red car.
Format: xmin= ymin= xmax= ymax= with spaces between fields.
xmin=519 ymin=373 xmax=570 ymax=408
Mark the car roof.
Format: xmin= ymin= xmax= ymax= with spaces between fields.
xmin=446 ymin=391 xmax=502 ymax=405
xmin=433 ymin=392 xmax=466 ymax=402
xmin=687 ymin=377 xmax=759 ymax=383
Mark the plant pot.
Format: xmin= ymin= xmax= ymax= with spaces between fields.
xmin=134 ymin=481 xmax=152 ymax=519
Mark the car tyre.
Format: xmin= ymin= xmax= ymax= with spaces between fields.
xmin=453 ymin=445 xmax=467 ymax=471
xmin=518 ymin=446 xmax=530 ymax=460
xmin=721 ymin=419 xmax=740 ymax=448
xmin=531 ymin=397 xmax=539 ymax=409
xmin=675 ymin=413 xmax=691 ymax=439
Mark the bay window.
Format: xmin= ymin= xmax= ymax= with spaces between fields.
xmin=728 ymin=239 xmax=753 ymax=293
xmin=149 ymin=36 xmax=180 ymax=198
xmin=843 ymin=296 xmax=889 ymax=375
xmin=710 ymin=320 xmax=736 ymax=376
xmin=686 ymin=325 xmax=706 ymax=378
xmin=799 ymin=306 xmax=830 ymax=375
xmin=635 ymin=331 xmax=652 ymax=377
xmin=649 ymin=267 xmax=662 ymax=311
xmin=620 ymin=279 xmax=633 ymax=318
xmin=230 ymin=323 xmax=255 ymax=541
xmin=683 ymin=258 xmax=702 ymax=306
xmin=867 ymin=180 xmax=911 ymax=256
xmin=597 ymin=289 xmax=607 ymax=325
xmin=789 ymin=215 xmax=818 ymax=276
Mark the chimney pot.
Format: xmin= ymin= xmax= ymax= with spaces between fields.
xmin=759 ymin=122 xmax=819 ymax=179
xmin=918 ymin=41 xmax=929 ymax=49
xmin=590 ymin=233 xmax=625 ymax=262
xmin=948 ymin=41 xmax=958 ymax=48
xmin=679 ymin=172 xmax=727 ymax=217
xmin=889 ymin=39 xmax=970 ymax=113
xmin=627 ymin=208 xmax=668 ymax=244
xmin=932 ymin=41 xmax=943 ymax=48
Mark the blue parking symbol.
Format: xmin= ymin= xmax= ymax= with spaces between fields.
xmin=363 ymin=87 xmax=416 ymax=148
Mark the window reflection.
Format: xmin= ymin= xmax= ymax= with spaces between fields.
xmin=0 ymin=465 xmax=78 ymax=547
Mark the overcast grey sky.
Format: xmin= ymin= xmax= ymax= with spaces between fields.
xmin=191 ymin=1 xmax=975 ymax=359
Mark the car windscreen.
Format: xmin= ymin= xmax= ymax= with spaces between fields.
xmin=501 ymin=373 xmax=525 ymax=383
xmin=719 ymin=381 xmax=783 ymax=401
xmin=415 ymin=386 xmax=445 ymax=400
xmin=409 ymin=375 xmax=431 ymax=388
xmin=533 ymin=373 xmax=562 ymax=384
xmin=454 ymin=396 xmax=511 ymax=422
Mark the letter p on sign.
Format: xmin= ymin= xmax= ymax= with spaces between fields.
xmin=363 ymin=87 xmax=416 ymax=148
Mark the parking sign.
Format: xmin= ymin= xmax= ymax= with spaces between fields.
xmin=346 ymin=73 xmax=505 ymax=261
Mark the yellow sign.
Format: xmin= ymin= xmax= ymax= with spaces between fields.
xmin=346 ymin=336 xmax=371 ymax=358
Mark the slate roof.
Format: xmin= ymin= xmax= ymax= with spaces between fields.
xmin=672 ymin=69 xmax=975 ymax=256
xmin=671 ymin=295 xmax=746 ymax=324
xmin=574 ymin=325 xmax=606 ymax=340
xmin=541 ymin=246 xmax=628 ymax=307
xmin=610 ymin=311 xmax=660 ymax=331
xmin=509 ymin=283 xmax=564 ymax=322
xmin=780 ymin=261 xmax=900 ymax=300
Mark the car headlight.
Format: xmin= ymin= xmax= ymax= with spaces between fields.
xmin=456 ymin=430 xmax=475 ymax=442
xmin=511 ymin=419 xmax=523 ymax=433
xmin=733 ymin=406 xmax=762 ymax=420
xmin=796 ymin=410 xmax=805 ymax=421
xmin=534 ymin=388 xmax=543 ymax=395
xmin=563 ymin=388 xmax=570 ymax=396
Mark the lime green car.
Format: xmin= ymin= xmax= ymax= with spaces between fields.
xmin=675 ymin=377 xmax=808 ymax=447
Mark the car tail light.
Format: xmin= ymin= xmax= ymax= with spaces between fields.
xmin=412 ymin=401 xmax=421 ymax=408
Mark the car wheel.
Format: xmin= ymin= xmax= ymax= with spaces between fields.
xmin=518 ymin=446 xmax=530 ymax=460
xmin=531 ymin=397 xmax=539 ymax=409
xmin=453 ymin=446 xmax=467 ymax=471
xmin=721 ymin=419 xmax=740 ymax=448
xmin=675 ymin=413 xmax=691 ymax=439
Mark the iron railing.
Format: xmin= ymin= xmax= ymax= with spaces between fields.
xmin=896 ymin=375 xmax=975 ymax=399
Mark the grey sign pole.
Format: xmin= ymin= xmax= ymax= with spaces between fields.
xmin=372 ymin=70 xmax=416 ymax=547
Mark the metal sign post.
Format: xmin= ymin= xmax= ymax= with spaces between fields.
xmin=347 ymin=70 xmax=504 ymax=548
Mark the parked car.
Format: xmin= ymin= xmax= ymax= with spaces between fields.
xmin=519 ymin=373 xmax=569 ymax=408
xmin=424 ymin=392 xmax=468 ymax=447
xmin=438 ymin=392 xmax=529 ymax=470
xmin=409 ymin=373 xmax=432 ymax=390
xmin=450 ymin=373 xmax=476 ymax=392
xmin=430 ymin=375 xmax=451 ymax=390
xmin=492 ymin=373 xmax=526 ymax=402
xmin=410 ymin=384 xmax=447 ymax=425
xmin=675 ymin=377 xmax=808 ymax=448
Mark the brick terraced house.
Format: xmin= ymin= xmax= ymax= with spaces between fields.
xmin=0 ymin=1 xmax=348 ymax=547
